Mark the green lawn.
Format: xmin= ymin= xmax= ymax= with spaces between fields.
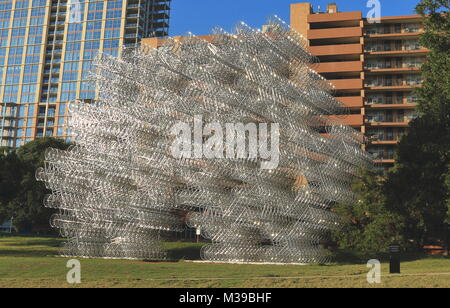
xmin=0 ymin=236 xmax=448 ymax=288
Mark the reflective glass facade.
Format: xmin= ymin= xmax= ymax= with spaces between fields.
xmin=0 ymin=0 xmax=171 ymax=147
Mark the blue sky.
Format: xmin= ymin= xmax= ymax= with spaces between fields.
xmin=169 ymin=0 xmax=421 ymax=36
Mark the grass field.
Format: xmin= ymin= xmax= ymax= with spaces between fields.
xmin=0 ymin=236 xmax=448 ymax=288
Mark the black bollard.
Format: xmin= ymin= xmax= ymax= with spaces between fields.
xmin=389 ymin=243 xmax=401 ymax=274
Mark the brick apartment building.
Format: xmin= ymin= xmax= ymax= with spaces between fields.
xmin=291 ymin=2 xmax=427 ymax=168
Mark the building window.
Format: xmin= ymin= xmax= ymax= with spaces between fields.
xmin=87 ymin=1 xmax=104 ymax=20
xmin=86 ymin=21 xmax=102 ymax=40
xmin=21 ymin=84 xmax=37 ymax=103
xmin=30 ymin=7 xmax=46 ymax=26
xmin=22 ymin=64 xmax=39 ymax=83
xmin=103 ymin=39 xmax=119 ymax=56
xmin=32 ymin=0 xmax=47 ymax=7
xmin=0 ymin=29 xmax=8 ymax=47
xmin=83 ymin=40 xmax=100 ymax=60
xmin=4 ymin=85 xmax=19 ymax=103
xmin=61 ymin=82 xmax=77 ymax=101
xmin=80 ymin=81 xmax=95 ymax=99
xmin=7 ymin=47 xmax=24 ymax=65
xmin=5 ymin=66 xmax=21 ymax=84
xmin=67 ymin=23 xmax=84 ymax=42
xmin=0 ymin=2 xmax=13 ymax=11
xmin=62 ymin=62 xmax=79 ymax=81
xmin=12 ymin=9 xmax=29 ymax=27
xmin=65 ymin=42 xmax=81 ymax=61
xmin=27 ymin=104 xmax=35 ymax=117
xmin=27 ymin=26 xmax=43 ymax=44
xmin=15 ymin=0 xmax=29 ymax=9
xmin=25 ymin=45 xmax=41 ymax=64
xmin=10 ymin=28 xmax=26 ymax=47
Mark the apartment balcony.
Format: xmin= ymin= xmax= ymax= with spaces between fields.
xmin=2 ymin=110 xmax=17 ymax=118
xmin=308 ymin=27 xmax=362 ymax=40
xmin=316 ymin=61 xmax=363 ymax=73
xmin=328 ymin=114 xmax=364 ymax=127
xmin=366 ymin=103 xmax=417 ymax=110
xmin=336 ymin=96 xmax=364 ymax=108
xmin=365 ymin=80 xmax=423 ymax=90
xmin=370 ymin=139 xmax=400 ymax=145
xmin=309 ymin=43 xmax=362 ymax=56
xmin=329 ymin=78 xmax=363 ymax=90
xmin=365 ymin=24 xmax=424 ymax=38
xmin=308 ymin=11 xmax=362 ymax=23
xmin=368 ymin=134 xmax=403 ymax=144
xmin=127 ymin=3 xmax=145 ymax=10
xmin=1 ymin=130 xmax=15 ymax=138
xmin=373 ymin=158 xmax=396 ymax=164
xmin=152 ymin=3 xmax=171 ymax=11
xmin=366 ymin=67 xmax=421 ymax=74
xmin=0 ymin=120 xmax=16 ymax=128
xmin=126 ymin=14 xmax=139 ymax=19
xmin=365 ymin=63 xmax=423 ymax=73
xmin=365 ymin=46 xmax=429 ymax=56
xmin=365 ymin=118 xmax=411 ymax=127
xmin=151 ymin=12 xmax=170 ymax=20
xmin=124 ymin=33 xmax=138 ymax=39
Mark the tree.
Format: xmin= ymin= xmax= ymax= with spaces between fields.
xmin=0 ymin=138 xmax=69 ymax=233
xmin=415 ymin=0 xmax=450 ymax=119
xmin=385 ymin=116 xmax=448 ymax=248
xmin=384 ymin=0 xmax=449 ymax=248
xmin=446 ymin=166 xmax=450 ymax=224
xmin=331 ymin=170 xmax=405 ymax=253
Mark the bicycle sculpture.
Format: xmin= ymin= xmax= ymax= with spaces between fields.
xmin=37 ymin=17 xmax=372 ymax=263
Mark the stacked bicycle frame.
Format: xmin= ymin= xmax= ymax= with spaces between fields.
xmin=36 ymin=17 xmax=372 ymax=263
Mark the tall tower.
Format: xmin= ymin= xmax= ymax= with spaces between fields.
xmin=0 ymin=0 xmax=171 ymax=148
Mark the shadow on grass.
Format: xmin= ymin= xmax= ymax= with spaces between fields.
xmin=332 ymin=249 xmax=449 ymax=265
xmin=143 ymin=243 xmax=207 ymax=263
xmin=6 ymin=239 xmax=64 ymax=248
xmin=0 ymin=249 xmax=59 ymax=257
xmin=167 ymin=245 xmax=204 ymax=261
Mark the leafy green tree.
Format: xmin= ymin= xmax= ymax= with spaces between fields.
xmin=415 ymin=0 xmax=450 ymax=119
xmin=384 ymin=0 xmax=449 ymax=248
xmin=331 ymin=170 xmax=405 ymax=253
xmin=0 ymin=138 xmax=69 ymax=233
xmin=385 ymin=116 xmax=448 ymax=248
xmin=446 ymin=166 xmax=450 ymax=224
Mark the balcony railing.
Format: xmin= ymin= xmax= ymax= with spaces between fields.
xmin=366 ymin=97 xmax=407 ymax=105
xmin=370 ymin=152 xmax=395 ymax=160
xmin=365 ymin=62 xmax=423 ymax=70
xmin=1 ymin=130 xmax=14 ymax=138
xmin=365 ymin=44 xmax=423 ymax=52
xmin=2 ymin=111 xmax=17 ymax=118
xmin=365 ymin=25 xmax=423 ymax=35
xmin=368 ymin=134 xmax=403 ymax=142
xmin=366 ymin=116 xmax=411 ymax=123
xmin=365 ymin=79 xmax=423 ymax=87
xmin=0 ymin=120 xmax=16 ymax=128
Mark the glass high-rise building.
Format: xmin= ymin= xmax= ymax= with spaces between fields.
xmin=0 ymin=0 xmax=171 ymax=147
